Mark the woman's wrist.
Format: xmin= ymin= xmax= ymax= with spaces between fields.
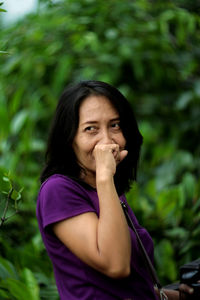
xmin=154 ymin=287 xmax=180 ymax=300
xmin=96 ymin=168 xmax=114 ymax=184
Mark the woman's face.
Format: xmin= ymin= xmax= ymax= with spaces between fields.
xmin=72 ymin=95 xmax=126 ymax=184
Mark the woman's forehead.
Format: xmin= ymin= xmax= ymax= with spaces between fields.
xmin=78 ymin=95 xmax=119 ymax=122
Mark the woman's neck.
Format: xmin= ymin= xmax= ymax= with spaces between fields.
xmin=80 ymin=170 xmax=96 ymax=189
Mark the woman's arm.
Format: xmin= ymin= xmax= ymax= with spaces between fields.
xmin=94 ymin=174 xmax=131 ymax=278
xmin=53 ymin=144 xmax=131 ymax=278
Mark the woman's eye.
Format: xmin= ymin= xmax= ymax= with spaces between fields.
xmin=111 ymin=123 xmax=120 ymax=129
xmin=85 ymin=126 xmax=96 ymax=132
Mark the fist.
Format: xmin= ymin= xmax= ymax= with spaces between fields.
xmin=93 ymin=144 xmax=128 ymax=177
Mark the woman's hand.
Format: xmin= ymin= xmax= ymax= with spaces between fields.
xmin=93 ymin=143 xmax=128 ymax=179
xmin=157 ymin=283 xmax=198 ymax=300
xmin=179 ymin=282 xmax=200 ymax=299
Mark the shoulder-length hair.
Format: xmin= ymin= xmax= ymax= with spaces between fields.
xmin=40 ymin=80 xmax=143 ymax=195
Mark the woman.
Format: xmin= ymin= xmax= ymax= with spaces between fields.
xmin=36 ymin=80 xmax=191 ymax=299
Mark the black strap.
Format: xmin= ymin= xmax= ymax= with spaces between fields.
xmin=121 ymin=201 xmax=162 ymax=289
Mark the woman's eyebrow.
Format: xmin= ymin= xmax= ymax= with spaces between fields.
xmin=81 ymin=120 xmax=98 ymax=126
xmin=81 ymin=117 xmax=120 ymax=126
xmin=110 ymin=117 xmax=120 ymax=122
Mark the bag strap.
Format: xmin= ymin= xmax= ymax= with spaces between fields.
xmin=120 ymin=201 xmax=168 ymax=300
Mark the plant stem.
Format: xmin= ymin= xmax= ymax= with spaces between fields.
xmin=0 ymin=187 xmax=13 ymax=227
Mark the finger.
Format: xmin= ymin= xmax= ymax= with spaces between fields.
xmin=94 ymin=144 xmax=118 ymax=153
xmin=119 ymin=150 xmax=128 ymax=162
xmin=179 ymin=283 xmax=194 ymax=294
xmin=110 ymin=145 xmax=119 ymax=157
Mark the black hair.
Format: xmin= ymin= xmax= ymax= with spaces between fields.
xmin=40 ymin=80 xmax=143 ymax=195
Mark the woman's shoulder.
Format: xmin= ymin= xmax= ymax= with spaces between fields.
xmin=39 ymin=174 xmax=93 ymax=196
xmin=41 ymin=173 xmax=73 ymax=186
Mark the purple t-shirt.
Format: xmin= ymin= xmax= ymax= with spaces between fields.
xmin=36 ymin=174 xmax=158 ymax=300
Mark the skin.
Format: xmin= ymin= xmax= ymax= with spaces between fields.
xmin=155 ymin=285 xmax=194 ymax=299
xmin=53 ymin=95 xmax=131 ymax=278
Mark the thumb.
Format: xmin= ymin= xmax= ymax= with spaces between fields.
xmin=120 ymin=150 xmax=128 ymax=162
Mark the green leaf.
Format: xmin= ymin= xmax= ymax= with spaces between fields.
xmin=10 ymin=110 xmax=28 ymax=135
xmin=0 ymin=278 xmax=32 ymax=300
xmin=155 ymin=239 xmax=177 ymax=281
xmin=22 ymin=268 xmax=40 ymax=300
xmin=165 ymin=227 xmax=188 ymax=240
xmin=2 ymin=177 xmax=9 ymax=183
xmin=0 ymin=173 xmax=12 ymax=193
xmin=175 ymin=91 xmax=193 ymax=110
xmin=182 ymin=173 xmax=196 ymax=200
xmin=0 ymin=257 xmax=18 ymax=280
xmin=11 ymin=189 xmax=21 ymax=201
xmin=0 ymin=289 xmax=10 ymax=299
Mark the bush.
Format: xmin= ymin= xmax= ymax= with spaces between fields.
xmin=0 ymin=0 xmax=199 ymax=296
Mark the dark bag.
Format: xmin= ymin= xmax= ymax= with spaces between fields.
xmin=180 ymin=258 xmax=200 ymax=299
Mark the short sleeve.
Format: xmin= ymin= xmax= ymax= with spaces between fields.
xmin=38 ymin=175 xmax=96 ymax=229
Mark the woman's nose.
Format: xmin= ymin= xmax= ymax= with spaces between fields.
xmin=100 ymin=129 xmax=113 ymax=144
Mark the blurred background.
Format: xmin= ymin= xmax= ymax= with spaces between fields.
xmin=0 ymin=0 xmax=200 ymax=299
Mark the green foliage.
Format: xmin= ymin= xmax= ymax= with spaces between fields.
xmin=0 ymin=2 xmax=6 ymax=52
xmin=0 ymin=171 xmax=23 ymax=227
xmin=0 ymin=2 xmax=6 ymax=13
xmin=0 ymin=0 xmax=199 ymax=296
xmin=0 ymin=256 xmax=58 ymax=300
xmin=127 ymin=173 xmax=200 ymax=282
